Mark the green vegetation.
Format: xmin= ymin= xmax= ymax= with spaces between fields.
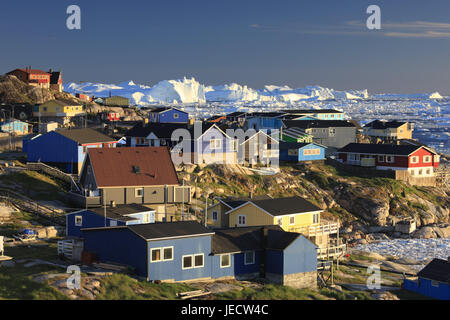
xmin=96 ymin=274 xmax=195 ymax=300
xmin=0 ymin=244 xmax=67 ymax=300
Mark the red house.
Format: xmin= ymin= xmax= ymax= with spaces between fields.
xmin=7 ymin=67 xmax=51 ymax=89
xmin=337 ymin=143 xmax=439 ymax=179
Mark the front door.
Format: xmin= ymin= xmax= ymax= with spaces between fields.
xmin=237 ymin=215 xmax=247 ymax=227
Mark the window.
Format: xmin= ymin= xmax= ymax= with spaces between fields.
xmin=135 ymin=188 xmax=144 ymax=198
xmin=426 ymin=169 xmax=431 ymax=175
xmin=163 ymin=247 xmax=173 ymax=261
xmin=220 ymin=254 xmax=231 ymax=268
xmin=109 ymin=220 xmax=117 ymax=227
xmin=173 ymin=113 xmax=179 ymax=119
xmin=143 ymin=214 xmax=149 ymax=224
xmin=194 ymin=254 xmax=204 ymax=268
xmin=410 ymin=170 xmax=415 ymax=176
xmin=244 ymin=251 xmax=255 ymax=265
xmin=313 ymin=213 xmax=319 ymax=224
xmin=210 ymin=139 xmax=222 ymax=150
xmin=431 ymin=280 xmax=439 ymax=287
xmin=182 ymin=253 xmax=204 ymax=269
xmin=151 ymin=249 xmax=161 ymax=262
xmin=212 ymin=211 xmax=218 ymax=221
xmin=277 ymin=218 xmax=283 ymax=226
xmin=423 ymin=156 xmax=431 ymax=163
xmin=237 ymin=215 xmax=247 ymax=226
xmin=151 ymin=247 xmax=173 ymax=263
xmin=418 ymin=169 xmax=423 ymax=175
xmin=289 ymin=216 xmax=295 ymax=225
xmin=182 ymin=255 xmax=192 ymax=269
xmin=75 ymin=216 xmax=82 ymax=226
xmin=386 ymin=156 xmax=394 ymax=163
xmin=378 ymin=155 xmax=384 ymax=162
xmin=411 ymin=156 xmax=419 ymax=164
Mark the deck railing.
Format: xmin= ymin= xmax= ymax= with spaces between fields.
xmin=287 ymin=220 xmax=339 ymax=237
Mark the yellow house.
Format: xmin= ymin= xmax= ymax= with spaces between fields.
xmin=363 ymin=120 xmax=413 ymax=142
xmin=207 ymin=196 xmax=345 ymax=260
xmin=34 ymin=99 xmax=85 ymax=118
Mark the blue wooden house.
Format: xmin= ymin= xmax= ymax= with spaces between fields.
xmin=24 ymin=128 xmax=117 ymax=174
xmin=149 ymin=107 xmax=189 ymax=124
xmin=247 ymin=113 xmax=285 ymax=134
xmin=403 ymin=258 xmax=449 ymax=300
xmin=279 ymin=142 xmax=326 ymax=162
xmin=81 ymin=222 xmax=318 ymax=288
xmin=66 ymin=204 xmax=155 ymax=238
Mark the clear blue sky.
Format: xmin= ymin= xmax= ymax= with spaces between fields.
xmin=0 ymin=0 xmax=449 ymax=94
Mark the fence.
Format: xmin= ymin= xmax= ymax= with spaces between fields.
xmin=57 ymin=239 xmax=83 ymax=262
xmin=27 ymin=162 xmax=81 ymax=192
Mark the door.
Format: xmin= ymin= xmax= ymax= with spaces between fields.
xmin=237 ymin=215 xmax=247 ymax=227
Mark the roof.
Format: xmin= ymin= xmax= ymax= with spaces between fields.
xmin=9 ymin=68 xmax=50 ymax=75
xmin=57 ymin=128 xmax=116 ymax=145
xmin=128 ymin=221 xmax=213 ymax=240
xmin=282 ymin=109 xmax=343 ymax=114
xmin=283 ymin=120 xmax=356 ymax=129
xmin=42 ymin=99 xmax=82 ymax=107
xmin=279 ymin=142 xmax=325 ymax=150
xmin=337 ymin=143 xmax=433 ymax=156
xmin=212 ymin=225 xmax=302 ymax=254
xmin=249 ymin=196 xmax=322 ymax=216
xmin=219 ymin=195 xmax=273 ymax=209
xmin=125 ymin=122 xmax=188 ymax=138
xmin=417 ymin=258 xmax=450 ymax=283
xmin=87 ymin=204 xmax=153 ymax=222
xmin=247 ymin=112 xmax=286 ymax=118
xmin=226 ymin=112 xmax=246 ymax=118
xmin=87 ymin=147 xmax=180 ymax=188
xmin=364 ymin=120 xmax=408 ymax=129
xmin=150 ymin=107 xmax=186 ymax=114
xmin=50 ymin=71 xmax=61 ymax=84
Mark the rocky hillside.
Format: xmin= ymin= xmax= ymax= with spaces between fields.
xmin=178 ymin=163 xmax=449 ymax=237
xmin=0 ymin=75 xmax=79 ymax=105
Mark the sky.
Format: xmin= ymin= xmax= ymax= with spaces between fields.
xmin=0 ymin=0 xmax=449 ymax=94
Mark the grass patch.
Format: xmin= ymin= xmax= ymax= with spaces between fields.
xmin=96 ymin=274 xmax=196 ymax=300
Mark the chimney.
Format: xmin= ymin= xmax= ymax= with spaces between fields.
xmin=249 ymin=191 xmax=253 ymax=199
xmin=110 ymin=200 xmax=116 ymax=208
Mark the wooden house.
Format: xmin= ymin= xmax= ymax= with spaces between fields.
xmin=66 ymin=204 xmax=156 ymax=238
xmin=74 ymin=147 xmax=191 ymax=211
xmin=207 ymin=196 xmax=344 ymax=260
xmin=125 ymin=122 xmax=188 ymax=148
xmin=7 ymin=67 xmax=51 ymax=89
xmin=239 ymin=130 xmax=279 ymax=166
xmin=81 ymin=221 xmax=318 ymax=288
xmin=279 ymin=142 xmax=326 ymax=162
xmin=337 ymin=143 xmax=439 ymax=186
xmin=363 ymin=120 xmax=413 ymax=143
xmin=24 ymin=128 xmax=117 ymax=173
xmin=403 ymin=258 xmax=449 ymax=300
xmin=148 ymin=107 xmax=189 ymax=124
xmin=33 ymin=99 xmax=85 ymax=125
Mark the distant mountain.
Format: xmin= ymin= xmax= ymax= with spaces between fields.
xmin=64 ymin=77 xmax=445 ymax=106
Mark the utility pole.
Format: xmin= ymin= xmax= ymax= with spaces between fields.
xmin=204 ymin=196 xmax=208 ymax=227
xmin=181 ymin=180 xmax=185 ymax=221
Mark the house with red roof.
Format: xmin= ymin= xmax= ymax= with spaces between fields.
xmin=7 ymin=67 xmax=51 ymax=89
xmin=73 ymin=147 xmax=191 ymax=216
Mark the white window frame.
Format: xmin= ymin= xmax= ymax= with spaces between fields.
xmin=212 ymin=211 xmax=218 ymax=221
xmin=244 ymin=251 xmax=255 ymax=265
xmin=313 ymin=213 xmax=319 ymax=224
xmin=220 ymin=254 xmax=231 ymax=268
xmin=194 ymin=253 xmax=204 ymax=268
xmin=410 ymin=156 xmax=419 ymax=164
xmin=182 ymin=253 xmax=204 ymax=269
xmin=135 ymin=188 xmax=144 ymax=198
xmin=109 ymin=220 xmax=117 ymax=227
xmin=182 ymin=255 xmax=193 ymax=269
xmin=75 ymin=215 xmax=83 ymax=227
xmin=423 ymin=156 xmax=431 ymax=163
xmin=237 ymin=215 xmax=247 ymax=226
xmin=210 ymin=138 xmax=222 ymax=150
xmin=386 ymin=155 xmax=394 ymax=163
xmin=151 ymin=246 xmax=174 ymax=263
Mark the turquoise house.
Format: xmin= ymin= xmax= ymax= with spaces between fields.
xmin=0 ymin=120 xmax=31 ymax=135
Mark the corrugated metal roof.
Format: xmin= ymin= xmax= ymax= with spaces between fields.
xmin=88 ymin=147 xmax=180 ymax=188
